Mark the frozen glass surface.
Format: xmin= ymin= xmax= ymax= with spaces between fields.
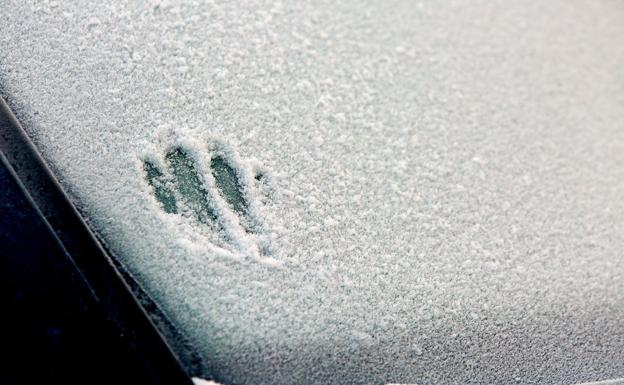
xmin=1 ymin=1 xmax=624 ymax=384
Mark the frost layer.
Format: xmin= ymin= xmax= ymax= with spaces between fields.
xmin=1 ymin=1 xmax=624 ymax=384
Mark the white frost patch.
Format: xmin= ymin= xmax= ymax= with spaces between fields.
xmin=192 ymin=378 xmax=223 ymax=385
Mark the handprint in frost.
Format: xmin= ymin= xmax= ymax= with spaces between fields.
xmin=143 ymin=145 xmax=268 ymax=257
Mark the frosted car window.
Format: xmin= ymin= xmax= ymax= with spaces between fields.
xmin=1 ymin=1 xmax=624 ymax=384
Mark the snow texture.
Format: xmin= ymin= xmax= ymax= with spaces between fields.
xmin=574 ymin=380 xmax=624 ymax=385
xmin=2 ymin=1 xmax=624 ymax=384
